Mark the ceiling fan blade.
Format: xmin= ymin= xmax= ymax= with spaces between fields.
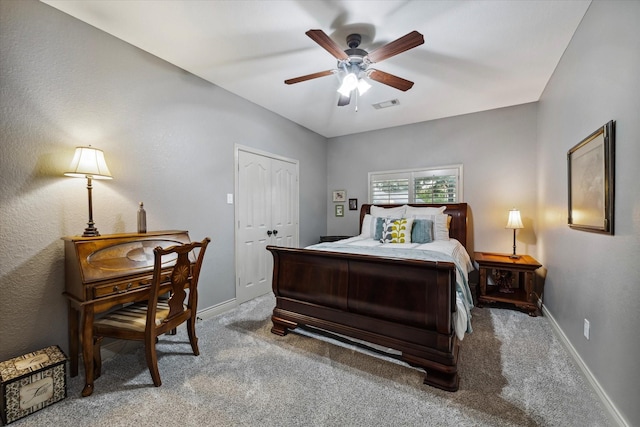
xmin=306 ymin=29 xmax=349 ymax=61
xmin=285 ymin=70 xmax=334 ymax=85
xmin=337 ymin=93 xmax=351 ymax=107
xmin=368 ymin=69 xmax=414 ymax=91
xmin=365 ymin=31 xmax=424 ymax=63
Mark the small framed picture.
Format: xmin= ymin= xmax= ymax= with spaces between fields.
xmin=335 ymin=204 xmax=344 ymax=217
xmin=348 ymin=198 xmax=358 ymax=211
xmin=332 ymin=190 xmax=346 ymax=202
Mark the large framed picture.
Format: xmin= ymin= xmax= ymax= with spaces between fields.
xmin=567 ymin=120 xmax=615 ymax=235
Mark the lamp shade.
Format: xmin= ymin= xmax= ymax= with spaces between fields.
xmin=64 ymin=146 xmax=113 ymax=180
xmin=505 ymin=209 xmax=524 ymax=229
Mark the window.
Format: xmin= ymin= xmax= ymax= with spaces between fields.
xmin=369 ymin=165 xmax=463 ymax=204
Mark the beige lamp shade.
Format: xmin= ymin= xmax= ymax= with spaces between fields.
xmin=64 ymin=146 xmax=113 ymax=180
xmin=64 ymin=145 xmax=112 ymax=237
xmin=505 ymin=209 xmax=524 ymax=229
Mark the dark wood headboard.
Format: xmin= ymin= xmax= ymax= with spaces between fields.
xmin=360 ymin=203 xmax=469 ymax=249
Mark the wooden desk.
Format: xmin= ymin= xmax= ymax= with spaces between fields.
xmin=63 ymin=230 xmax=191 ymax=396
xmin=475 ymin=252 xmax=543 ymax=316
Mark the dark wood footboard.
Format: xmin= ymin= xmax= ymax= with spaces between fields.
xmin=267 ymin=245 xmax=461 ymax=391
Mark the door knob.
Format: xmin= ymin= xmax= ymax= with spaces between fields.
xmin=267 ymin=230 xmax=272 ymax=237
xmin=273 ymin=229 xmax=278 ymax=236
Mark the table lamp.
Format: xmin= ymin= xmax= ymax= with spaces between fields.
xmin=64 ymin=146 xmax=112 ymax=236
xmin=505 ymin=208 xmax=523 ymax=259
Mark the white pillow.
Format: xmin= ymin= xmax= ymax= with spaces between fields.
xmin=360 ymin=214 xmax=374 ymax=238
xmin=404 ymin=205 xmax=446 ymax=217
xmin=370 ymin=205 xmax=406 ymax=218
xmin=411 ymin=213 xmax=450 ymax=241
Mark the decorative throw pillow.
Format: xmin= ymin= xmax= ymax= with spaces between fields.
xmin=411 ymin=219 xmax=433 ymax=243
xmin=380 ymin=218 xmax=413 ymax=243
xmin=373 ymin=218 xmax=385 ymax=240
xmin=374 ymin=217 xmax=391 ymax=241
xmin=412 ymin=214 xmax=450 ymax=241
xmin=373 ymin=218 xmax=397 ymax=243
xmin=435 ymin=214 xmax=450 ymax=240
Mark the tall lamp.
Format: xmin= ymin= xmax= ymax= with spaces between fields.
xmin=64 ymin=146 xmax=113 ymax=237
xmin=505 ymin=208 xmax=523 ymax=259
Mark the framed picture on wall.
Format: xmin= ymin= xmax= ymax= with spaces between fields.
xmin=567 ymin=120 xmax=615 ymax=235
xmin=348 ymin=198 xmax=358 ymax=210
xmin=332 ymin=190 xmax=346 ymax=202
xmin=335 ymin=204 xmax=344 ymax=217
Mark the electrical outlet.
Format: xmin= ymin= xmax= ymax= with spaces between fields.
xmin=226 ymin=193 xmax=233 ymax=204
xmin=584 ymin=319 xmax=590 ymax=340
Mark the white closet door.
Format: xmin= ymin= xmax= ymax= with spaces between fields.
xmin=236 ymin=149 xmax=298 ymax=304
xmin=271 ymin=159 xmax=298 ymax=248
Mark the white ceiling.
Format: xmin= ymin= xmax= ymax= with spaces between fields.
xmin=42 ymin=0 xmax=591 ymax=138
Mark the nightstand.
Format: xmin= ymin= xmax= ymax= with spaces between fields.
xmin=475 ymin=252 xmax=543 ymax=316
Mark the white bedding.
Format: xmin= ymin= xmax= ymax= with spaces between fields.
xmin=306 ymin=236 xmax=475 ymax=340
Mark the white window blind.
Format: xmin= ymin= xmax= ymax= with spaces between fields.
xmin=369 ymin=165 xmax=462 ymax=204
xmin=370 ymin=172 xmax=410 ymax=204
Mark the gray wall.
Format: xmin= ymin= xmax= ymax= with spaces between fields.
xmin=0 ymin=0 xmax=327 ymax=361
xmin=537 ymin=1 xmax=640 ymax=425
xmin=327 ymin=103 xmax=540 ymax=258
xmin=326 ymin=2 xmax=640 ymax=424
xmin=1 ymin=0 xmax=638 ymax=424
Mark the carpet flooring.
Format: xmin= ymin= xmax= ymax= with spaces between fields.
xmin=11 ymin=294 xmax=612 ymax=426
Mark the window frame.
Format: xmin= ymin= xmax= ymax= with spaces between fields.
xmin=368 ymin=164 xmax=463 ymax=204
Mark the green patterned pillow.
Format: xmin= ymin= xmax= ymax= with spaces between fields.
xmin=380 ymin=218 xmax=413 ymax=243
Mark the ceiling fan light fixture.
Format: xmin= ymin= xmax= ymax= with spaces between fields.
xmin=337 ymin=73 xmax=358 ymax=97
xmin=357 ymin=78 xmax=371 ymax=95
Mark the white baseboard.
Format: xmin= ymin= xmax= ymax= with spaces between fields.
xmin=542 ymin=305 xmax=628 ymax=427
xmin=196 ymin=298 xmax=238 ymax=321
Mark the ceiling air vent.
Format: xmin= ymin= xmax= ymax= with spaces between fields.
xmin=372 ymin=99 xmax=400 ymax=109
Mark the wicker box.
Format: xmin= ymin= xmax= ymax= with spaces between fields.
xmin=0 ymin=346 xmax=67 ymax=425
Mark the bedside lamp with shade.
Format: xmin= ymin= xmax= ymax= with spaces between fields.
xmin=505 ymin=208 xmax=523 ymax=259
xmin=64 ymin=146 xmax=113 ymax=237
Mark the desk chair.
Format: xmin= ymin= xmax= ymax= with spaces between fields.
xmin=92 ymin=237 xmax=210 ymax=390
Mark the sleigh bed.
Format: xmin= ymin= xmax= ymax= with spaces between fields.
xmin=267 ymin=203 xmax=473 ymax=391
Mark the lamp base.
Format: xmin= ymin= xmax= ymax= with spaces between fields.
xmin=82 ymin=225 xmax=100 ymax=237
xmin=509 ymin=254 xmax=520 ymax=259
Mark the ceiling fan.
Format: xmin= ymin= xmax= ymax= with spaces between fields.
xmin=285 ymin=29 xmax=424 ymax=107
